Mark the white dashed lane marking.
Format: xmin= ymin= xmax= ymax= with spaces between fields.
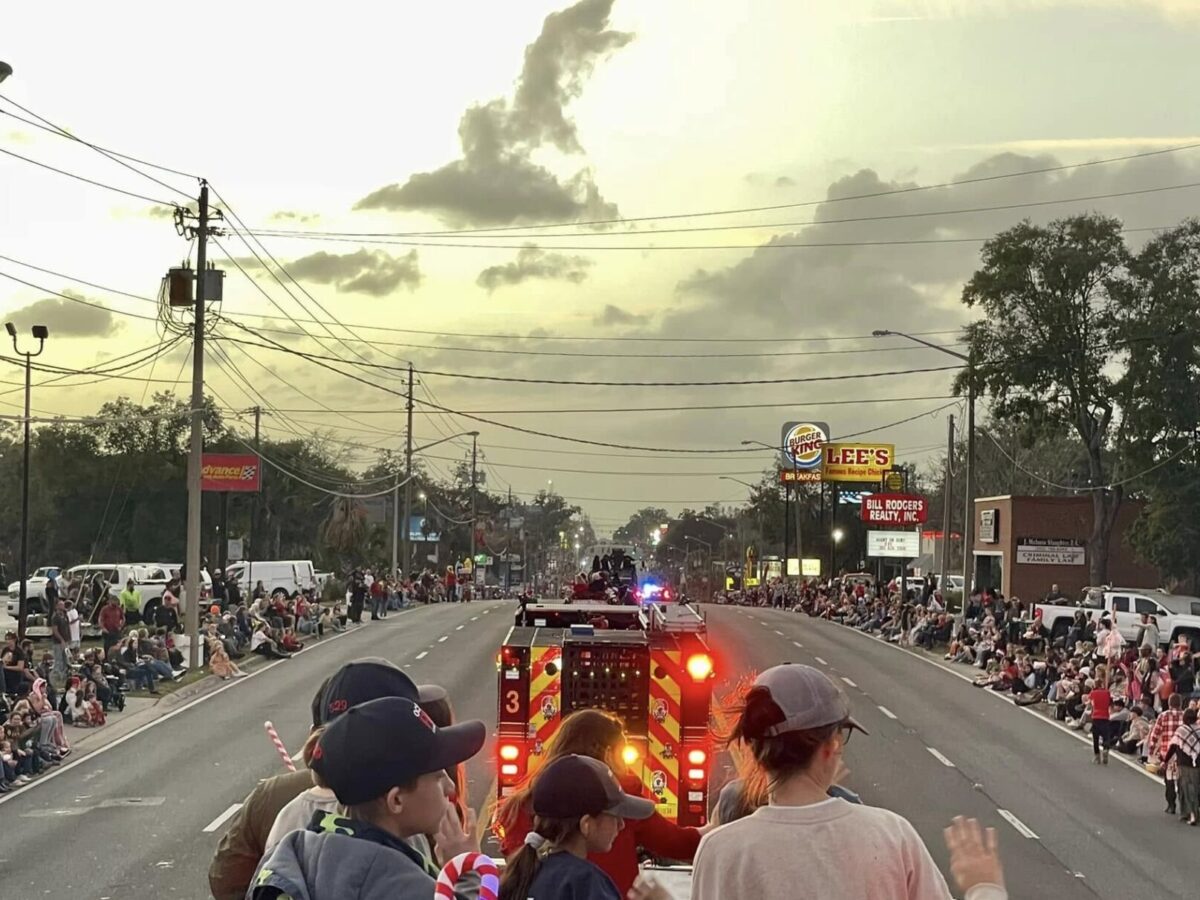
xmin=774 ymin=629 xmax=784 ymax=636
xmin=878 ymin=706 xmax=898 ymax=720
xmin=926 ymin=747 xmax=956 ymax=768
xmin=814 ymin=657 xmax=827 ymax=665
xmin=438 ymin=636 xmax=449 ymax=642
xmin=456 ymin=625 xmax=465 ymax=630
xmin=471 ymin=616 xmax=479 ymax=621
xmin=841 ymin=677 xmax=857 ymax=688
xmin=792 ymin=641 xmax=804 ymax=649
xmin=203 ymin=803 xmax=243 ymax=834
xmin=997 ymin=809 xmax=1039 ymax=839
xmin=415 ymin=651 xmax=428 ymax=660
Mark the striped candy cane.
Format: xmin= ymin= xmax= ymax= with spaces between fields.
xmin=435 ymin=852 xmax=499 ymax=900
xmin=264 ymin=720 xmax=296 ymax=772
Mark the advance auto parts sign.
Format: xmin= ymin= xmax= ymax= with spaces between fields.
xmin=201 ymin=453 xmax=261 ymax=493
xmin=780 ymin=422 xmax=829 ymax=483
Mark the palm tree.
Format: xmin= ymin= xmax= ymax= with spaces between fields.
xmin=322 ymin=497 xmax=368 ymax=566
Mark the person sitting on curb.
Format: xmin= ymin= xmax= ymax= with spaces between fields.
xmin=249 ymin=695 xmax=486 ymax=900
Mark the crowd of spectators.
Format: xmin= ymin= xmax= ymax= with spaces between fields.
xmin=722 ymin=574 xmax=1200 ymax=827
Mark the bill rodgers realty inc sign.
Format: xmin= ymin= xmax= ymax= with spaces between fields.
xmin=861 ymin=493 xmax=928 ymax=526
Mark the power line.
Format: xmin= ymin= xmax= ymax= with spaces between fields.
xmin=235 ymin=224 xmax=1173 ymax=252
xmin=252 ymin=179 xmax=1200 ymax=241
xmin=215 ymin=328 xmax=963 ymax=386
xmin=0 ymin=250 xmax=963 ymax=346
xmin=0 ymin=93 xmax=194 ymax=199
xmin=0 ymin=144 xmax=180 ymax=207
xmin=0 ymin=94 xmax=200 ymax=181
xmin=317 ymin=140 xmax=1200 ymax=236
xmin=265 ymin=394 xmax=957 ymax=416
xmin=0 ymin=268 xmax=162 ymax=322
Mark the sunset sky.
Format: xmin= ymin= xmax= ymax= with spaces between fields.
xmin=3 ymin=0 xmax=1200 ymax=531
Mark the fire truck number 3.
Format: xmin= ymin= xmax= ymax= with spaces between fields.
xmin=505 ymin=690 xmax=521 ymax=715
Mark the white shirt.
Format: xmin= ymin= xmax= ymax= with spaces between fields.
xmin=692 ymin=798 xmax=1007 ymax=900
xmin=66 ymin=608 xmax=81 ymax=643
xmin=250 ymin=630 xmax=269 ymax=651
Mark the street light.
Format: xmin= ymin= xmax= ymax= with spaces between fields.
xmin=873 ymin=329 xmax=974 ymax=614
xmin=6 ymin=321 xmax=47 ymax=640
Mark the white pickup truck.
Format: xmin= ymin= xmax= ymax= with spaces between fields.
xmin=1033 ymin=586 xmax=1200 ymax=651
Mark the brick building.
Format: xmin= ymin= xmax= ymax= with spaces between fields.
xmin=971 ymin=495 xmax=1161 ymax=601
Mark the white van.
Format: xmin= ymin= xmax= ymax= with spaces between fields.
xmin=227 ymin=560 xmax=317 ymax=598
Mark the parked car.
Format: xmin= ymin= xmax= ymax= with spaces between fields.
xmin=5 ymin=566 xmax=67 ymax=616
xmin=1034 ymin=586 xmax=1200 ymax=650
xmin=226 ymin=560 xmax=317 ymax=598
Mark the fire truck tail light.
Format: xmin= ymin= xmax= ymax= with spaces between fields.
xmin=687 ymin=767 xmax=706 ymax=782
xmin=499 ymin=744 xmax=520 ymax=762
xmin=686 ymin=653 xmax=713 ymax=681
xmin=501 ymin=764 xmax=519 ymax=777
xmin=687 ymin=749 xmax=707 ymax=766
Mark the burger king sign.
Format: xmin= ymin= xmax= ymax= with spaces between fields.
xmin=780 ymin=421 xmax=829 ymax=482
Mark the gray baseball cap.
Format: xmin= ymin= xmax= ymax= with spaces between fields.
xmin=754 ymin=663 xmax=869 ymax=737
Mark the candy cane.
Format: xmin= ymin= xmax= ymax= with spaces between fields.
xmin=264 ymin=720 xmax=296 ymax=772
xmin=435 ymin=852 xmax=499 ymax=900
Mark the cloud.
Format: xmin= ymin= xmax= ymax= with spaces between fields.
xmin=861 ymin=1 xmax=1200 ymax=23
xmin=592 ymin=304 xmax=648 ymax=326
xmin=775 ymin=176 xmax=797 ymax=188
xmin=7 ymin=291 xmax=123 ymax=338
xmin=354 ymin=0 xmax=631 ymax=226
xmin=268 ymin=210 xmax=321 ymax=224
xmin=238 ymin=248 xmax=422 ymax=296
xmin=476 ymin=245 xmax=593 ymax=292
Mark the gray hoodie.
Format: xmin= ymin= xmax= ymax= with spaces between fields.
xmin=248 ymin=813 xmax=470 ymax=900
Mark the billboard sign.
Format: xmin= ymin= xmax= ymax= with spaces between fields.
xmin=862 ymin=493 xmax=929 ymax=526
xmin=979 ymin=508 xmax=999 ymax=544
xmin=1015 ymin=537 xmax=1085 ymax=566
xmin=201 ymin=453 xmax=261 ymax=492
xmin=867 ymin=529 xmax=920 ymax=558
xmin=822 ymin=443 xmax=895 ymax=482
xmin=780 ymin=421 xmax=829 ymax=472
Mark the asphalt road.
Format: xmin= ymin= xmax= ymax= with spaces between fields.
xmin=708 ymin=604 xmax=1193 ymax=900
xmin=0 ymin=600 xmax=514 ymax=900
xmin=1 ymin=600 xmax=1191 ymax=899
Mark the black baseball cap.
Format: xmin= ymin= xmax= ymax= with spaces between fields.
xmin=311 ymin=696 xmax=486 ymax=806
xmin=319 ymin=658 xmax=442 ymax=724
xmin=533 ymin=755 xmax=655 ymax=821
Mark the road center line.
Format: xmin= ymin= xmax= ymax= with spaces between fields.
xmin=926 ymin=747 xmax=956 ymax=767
xmin=792 ymin=641 xmax=804 ymax=648
xmin=456 ymin=625 xmax=465 ymax=630
xmin=203 ymin=803 xmax=244 ymax=834
xmin=471 ymin=616 xmax=479 ymax=621
xmin=841 ymin=677 xmax=858 ymax=688
xmin=438 ymin=636 xmax=449 ymax=642
xmin=415 ymin=651 xmax=428 ymax=660
xmin=878 ymin=706 xmax=898 ymax=720
xmin=814 ymin=656 xmax=827 ymax=665
xmin=997 ymin=808 xmax=1039 ymax=839
xmin=774 ymin=629 xmax=784 ymax=636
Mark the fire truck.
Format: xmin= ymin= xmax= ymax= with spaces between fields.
xmin=495 ymin=599 xmax=715 ymax=825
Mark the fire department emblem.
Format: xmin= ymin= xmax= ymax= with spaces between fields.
xmin=652 ymin=700 xmax=668 ymax=723
xmin=541 ymin=696 xmax=557 ymax=720
xmin=661 ymin=745 xmax=675 ymax=760
xmin=532 ymin=739 xmax=544 ymax=756
xmin=651 ymin=770 xmax=667 ymax=796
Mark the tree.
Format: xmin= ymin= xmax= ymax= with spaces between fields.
xmin=322 ymin=497 xmax=368 ymax=566
xmin=1118 ymin=219 xmax=1200 ymax=585
xmin=958 ymin=213 xmax=1132 ymax=585
xmin=613 ymin=507 xmax=671 ymax=548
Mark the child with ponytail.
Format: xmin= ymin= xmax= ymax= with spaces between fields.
xmin=499 ymin=754 xmax=664 ymax=900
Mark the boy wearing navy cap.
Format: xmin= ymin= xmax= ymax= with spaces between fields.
xmin=248 ymin=695 xmax=485 ymax=900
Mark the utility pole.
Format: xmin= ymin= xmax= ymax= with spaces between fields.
xmin=248 ymin=405 xmax=261 ymax=590
xmin=183 ymin=181 xmax=210 ymax=671
xmin=940 ymin=414 xmax=955 ymax=615
xmin=7 ymin=321 xmax=47 ymax=642
xmin=400 ymin=363 xmax=414 ymax=577
xmin=469 ymin=432 xmax=478 ymax=578
xmin=962 ymin=365 xmax=976 ymax=609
